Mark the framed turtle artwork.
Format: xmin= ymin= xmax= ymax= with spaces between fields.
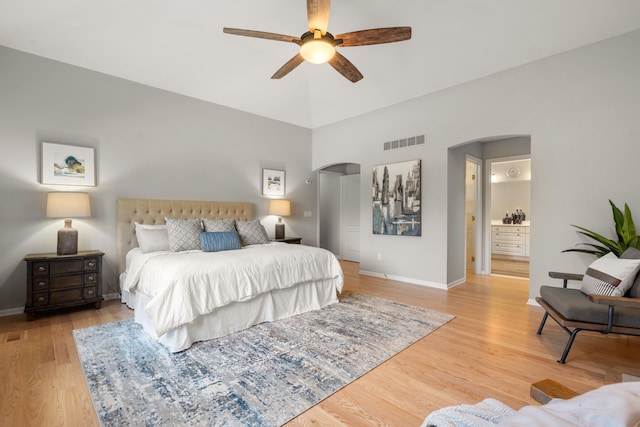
xmin=41 ymin=142 xmax=96 ymax=186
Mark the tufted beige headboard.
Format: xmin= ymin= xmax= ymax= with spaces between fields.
xmin=116 ymin=198 xmax=254 ymax=275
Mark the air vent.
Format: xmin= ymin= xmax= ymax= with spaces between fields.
xmin=383 ymin=134 xmax=425 ymax=151
xmin=1 ymin=332 xmax=21 ymax=343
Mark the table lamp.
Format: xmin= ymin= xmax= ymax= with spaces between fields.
xmin=269 ymin=199 xmax=290 ymax=240
xmin=46 ymin=192 xmax=91 ymax=255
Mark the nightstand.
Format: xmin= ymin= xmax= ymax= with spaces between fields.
xmin=24 ymin=250 xmax=104 ymax=320
xmin=270 ymin=237 xmax=302 ymax=244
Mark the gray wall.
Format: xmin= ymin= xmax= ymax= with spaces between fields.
xmin=0 ymin=46 xmax=315 ymax=312
xmin=491 ymin=182 xmax=531 ymax=221
xmin=318 ymin=171 xmax=342 ymax=256
xmin=312 ymin=29 xmax=640 ymax=299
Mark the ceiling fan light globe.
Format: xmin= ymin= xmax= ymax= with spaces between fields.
xmin=300 ymin=40 xmax=335 ymax=64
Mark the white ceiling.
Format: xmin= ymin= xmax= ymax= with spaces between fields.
xmin=1 ymin=1 xmax=640 ymax=129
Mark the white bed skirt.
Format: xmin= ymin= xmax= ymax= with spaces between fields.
xmin=120 ymin=277 xmax=340 ymax=352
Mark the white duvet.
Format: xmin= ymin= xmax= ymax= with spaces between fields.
xmin=122 ymin=243 xmax=344 ymax=337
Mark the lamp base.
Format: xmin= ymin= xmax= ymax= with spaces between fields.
xmin=275 ymin=222 xmax=285 ymax=240
xmin=57 ymin=219 xmax=78 ymax=255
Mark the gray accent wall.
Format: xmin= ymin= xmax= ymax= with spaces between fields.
xmin=0 ymin=46 xmax=315 ymax=312
xmin=312 ymin=30 xmax=640 ymax=299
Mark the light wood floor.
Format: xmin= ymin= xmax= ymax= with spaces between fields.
xmin=491 ymin=254 xmax=530 ymax=278
xmin=1 ymin=261 xmax=639 ymax=427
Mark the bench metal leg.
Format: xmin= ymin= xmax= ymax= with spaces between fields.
xmin=536 ymin=312 xmax=549 ymax=335
xmin=558 ymin=328 xmax=582 ymax=364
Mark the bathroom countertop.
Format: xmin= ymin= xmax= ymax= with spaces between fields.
xmin=491 ymin=220 xmax=530 ymax=226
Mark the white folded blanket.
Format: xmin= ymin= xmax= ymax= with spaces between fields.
xmin=423 ymin=382 xmax=640 ymax=427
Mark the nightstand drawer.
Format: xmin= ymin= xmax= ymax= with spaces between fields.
xmin=32 ymin=278 xmax=49 ymax=291
xmin=33 ymin=293 xmax=49 ymax=306
xmin=33 ymin=262 xmax=49 ymax=276
xmin=83 ymin=286 xmax=98 ymax=299
xmin=50 ymin=259 xmax=84 ymax=275
xmin=51 ymin=274 xmax=83 ymax=290
xmin=84 ymin=258 xmax=99 ymax=271
xmin=50 ymin=288 xmax=84 ymax=304
xmin=84 ymin=272 xmax=98 ymax=284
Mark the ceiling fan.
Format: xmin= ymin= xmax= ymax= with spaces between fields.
xmin=223 ymin=0 xmax=411 ymax=83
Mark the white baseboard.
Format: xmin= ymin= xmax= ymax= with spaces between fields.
xmin=0 ymin=307 xmax=24 ymax=317
xmin=527 ymin=298 xmax=541 ymax=307
xmin=359 ymin=269 xmax=449 ymax=290
xmin=0 ymin=293 xmax=121 ymax=318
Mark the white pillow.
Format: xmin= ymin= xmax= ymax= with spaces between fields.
xmin=134 ymin=222 xmax=169 ymax=253
xmin=581 ymin=252 xmax=640 ymax=297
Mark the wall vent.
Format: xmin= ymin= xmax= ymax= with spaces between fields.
xmin=1 ymin=331 xmax=21 ymax=343
xmin=383 ymin=134 xmax=425 ymax=151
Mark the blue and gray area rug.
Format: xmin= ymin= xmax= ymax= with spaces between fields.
xmin=74 ymin=292 xmax=454 ymax=426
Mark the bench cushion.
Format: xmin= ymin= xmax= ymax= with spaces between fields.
xmin=539 ymin=286 xmax=640 ymax=328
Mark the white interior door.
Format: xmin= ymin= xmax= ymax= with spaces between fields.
xmin=341 ymin=174 xmax=360 ymax=262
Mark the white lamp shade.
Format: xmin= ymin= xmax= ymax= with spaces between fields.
xmin=46 ymin=192 xmax=91 ymax=218
xmin=269 ymin=199 xmax=291 ymax=217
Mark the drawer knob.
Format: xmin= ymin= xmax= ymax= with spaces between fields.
xmin=38 ymin=266 xmax=46 ymax=272
xmin=38 ymin=281 xmax=46 ymax=287
xmin=37 ymin=296 xmax=45 ymax=302
xmin=88 ymin=262 xmax=95 ymax=267
xmin=87 ymin=276 xmax=94 ymax=281
xmin=87 ymin=290 xmax=94 ymax=296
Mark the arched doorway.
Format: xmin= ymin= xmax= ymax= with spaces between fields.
xmin=447 ymin=136 xmax=531 ymax=282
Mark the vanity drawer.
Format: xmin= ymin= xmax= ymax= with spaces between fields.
xmin=492 ymin=242 xmax=527 ymax=256
xmin=492 ymin=231 xmax=526 ymax=244
xmin=492 ymin=225 xmax=529 ymax=234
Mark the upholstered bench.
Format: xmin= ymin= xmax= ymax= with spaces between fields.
xmin=536 ymin=248 xmax=640 ymax=363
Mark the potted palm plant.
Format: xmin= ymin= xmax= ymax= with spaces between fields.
xmin=563 ymin=200 xmax=640 ymax=257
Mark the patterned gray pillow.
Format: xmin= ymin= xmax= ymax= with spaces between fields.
xmin=235 ymin=220 xmax=269 ymax=246
xmin=202 ymin=218 xmax=236 ymax=232
xmin=165 ymin=218 xmax=202 ymax=252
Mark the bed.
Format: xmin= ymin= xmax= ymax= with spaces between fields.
xmin=116 ymin=198 xmax=344 ymax=352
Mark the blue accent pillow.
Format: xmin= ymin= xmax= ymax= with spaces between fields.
xmin=199 ymin=231 xmax=241 ymax=252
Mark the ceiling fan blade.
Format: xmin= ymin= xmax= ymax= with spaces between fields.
xmin=307 ymin=0 xmax=330 ymax=34
xmin=336 ymin=27 xmax=412 ymax=47
xmin=223 ymin=28 xmax=299 ymax=43
xmin=271 ymin=54 xmax=305 ymax=79
xmin=328 ymin=51 xmax=363 ymax=83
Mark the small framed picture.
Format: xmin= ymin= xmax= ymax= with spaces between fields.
xmin=41 ymin=142 xmax=96 ymax=186
xmin=262 ymin=168 xmax=285 ymax=196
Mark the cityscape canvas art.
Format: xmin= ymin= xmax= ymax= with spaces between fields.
xmin=372 ymin=159 xmax=421 ymax=236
